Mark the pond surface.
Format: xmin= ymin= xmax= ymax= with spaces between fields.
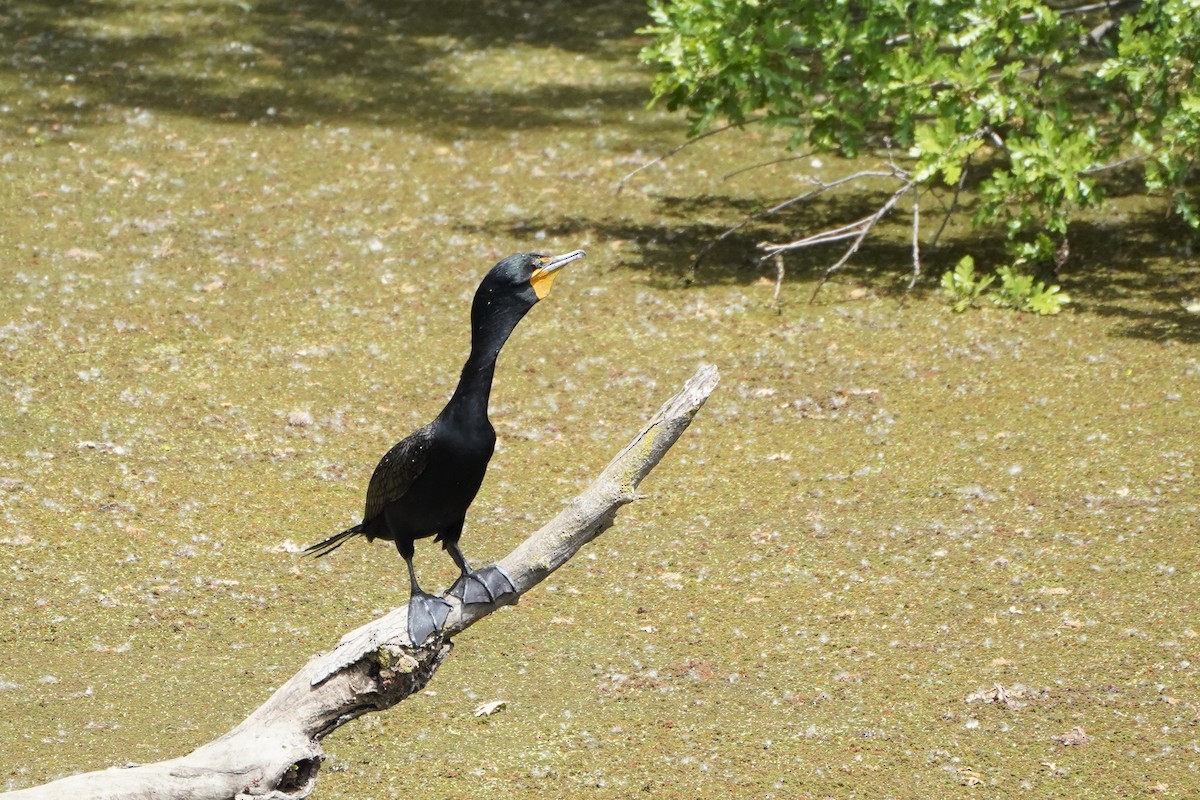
xmin=2 ymin=2 xmax=1198 ymax=798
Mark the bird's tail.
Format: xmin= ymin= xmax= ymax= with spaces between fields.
xmin=303 ymin=523 xmax=364 ymax=558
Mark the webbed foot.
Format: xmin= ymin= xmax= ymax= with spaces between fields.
xmin=448 ymin=564 xmax=517 ymax=605
xmin=407 ymin=591 xmax=452 ymax=646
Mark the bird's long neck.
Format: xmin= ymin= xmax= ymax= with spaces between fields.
xmin=441 ymin=300 xmax=526 ymax=427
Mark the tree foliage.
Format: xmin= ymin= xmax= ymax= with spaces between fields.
xmin=639 ymin=0 xmax=1200 ymax=293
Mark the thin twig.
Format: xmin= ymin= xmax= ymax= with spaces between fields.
xmin=695 ymin=170 xmax=897 ymax=272
xmin=930 ymin=152 xmax=971 ymax=248
xmin=907 ymin=186 xmax=922 ymax=294
xmin=722 ymin=152 xmax=813 ymax=182
xmin=771 ymin=253 xmax=785 ymax=311
xmin=1081 ymin=153 xmax=1148 ymax=174
xmin=805 ymin=179 xmax=913 ymax=303
xmin=760 ymin=215 xmax=879 ymax=252
xmin=739 ymin=164 xmax=912 ymax=302
xmin=616 ymin=118 xmax=761 ymax=194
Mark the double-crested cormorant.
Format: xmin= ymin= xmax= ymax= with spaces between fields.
xmin=304 ymin=249 xmax=586 ymax=645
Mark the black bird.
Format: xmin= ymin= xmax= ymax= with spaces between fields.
xmin=304 ymin=249 xmax=586 ymax=645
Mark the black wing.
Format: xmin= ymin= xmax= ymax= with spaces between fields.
xmin=362 ymin=423 xmax=435 ymax=522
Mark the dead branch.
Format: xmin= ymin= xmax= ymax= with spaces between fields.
xmin=758 ymin=212 xmax=879 ymax=251
xmin=771 ymin=253 xmax=785 ymax=310
xmin=807 ymin=178 xmax=911 ymax=303
xmin=694 ymin=170 xmax=897 ymax=273
xmin=721 ymin=152 xmax=812 ymax=182
xmin=615 ymin=119 xmax=760 ymax=194
xmin=907 ymin=185 xmax=922 ymax=293
xmin=754 ymin=167 xmax=914 ymax=303
xmin=0 ymin=365 xmax=721 ymax=800
xmin=930 ymin=152 xmax=970 ymax=248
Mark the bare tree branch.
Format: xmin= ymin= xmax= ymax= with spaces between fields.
xmin=758 ymin=212 xmax=880 ymax=252
xmin=694 ymin=170 xmax=898 ymax=273
xmin=1081 ymin=153 xmax=1148 ymax=174
xmin=770 ymin=253 xmax=785 ymax=310
xmin=751 ymin=166 xmax=913 ymax=303
xmin=1 ymin=365 xmax=721 ymax=800
xmin=721 ymin=152 xmax=813 ymax=182
xmin=929 ymin=154 xmax=970 ymax=249
xmin=615 ymin=120 xmax=760 ymax=194
xmin=804 ymin=180 xmax=910 ymax=303
xmin=907 ymin=185 xmax=922 ymax=293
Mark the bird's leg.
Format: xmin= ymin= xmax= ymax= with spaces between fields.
xmin=399 ymin=543 xmax=451 ymax=646
xmin=445 ymin=539 xmax=516 ymax=605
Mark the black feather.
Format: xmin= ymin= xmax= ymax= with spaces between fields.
xmin=303 ymin=522 xmax=364 ymax=558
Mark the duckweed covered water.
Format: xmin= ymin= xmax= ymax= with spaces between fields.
xmin=2 ymin=2 xmax=1199 ymax=798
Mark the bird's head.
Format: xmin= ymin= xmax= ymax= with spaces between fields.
xmin=467 ymin=249 xmax=586 ymax=357
xmin=479 ymin=249 xmax=587 ymax=307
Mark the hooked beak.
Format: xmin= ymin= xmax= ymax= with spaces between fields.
xmin=530 ymin=249 xmax=586 ymax=300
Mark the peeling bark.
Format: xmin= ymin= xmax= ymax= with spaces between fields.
xmin=2 ymin=364 xmax=719 ymax=800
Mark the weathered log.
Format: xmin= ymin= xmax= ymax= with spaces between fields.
xmin=2 ymin=364 xmax=720 ymax=800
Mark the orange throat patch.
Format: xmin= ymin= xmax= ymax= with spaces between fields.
xmin=530 ymin=268 xmax=560 ymax=300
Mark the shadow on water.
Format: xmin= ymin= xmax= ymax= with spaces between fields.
xmin=467 ymin=176 xmax=1200 ymax=341
xmin=461 ymin=189 xmax=939 ymax=292
xmin=1 ymin=0 xmax=652 ymax=135
xmin=1065 ymin=216 xmax=1200 ymax=344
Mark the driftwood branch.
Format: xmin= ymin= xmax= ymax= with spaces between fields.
xmin=1 ymin=364 xmax=721 ymax=800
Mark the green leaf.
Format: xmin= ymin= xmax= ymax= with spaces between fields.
xmin=1027 ymin=284 xmax=1071 ymax=315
